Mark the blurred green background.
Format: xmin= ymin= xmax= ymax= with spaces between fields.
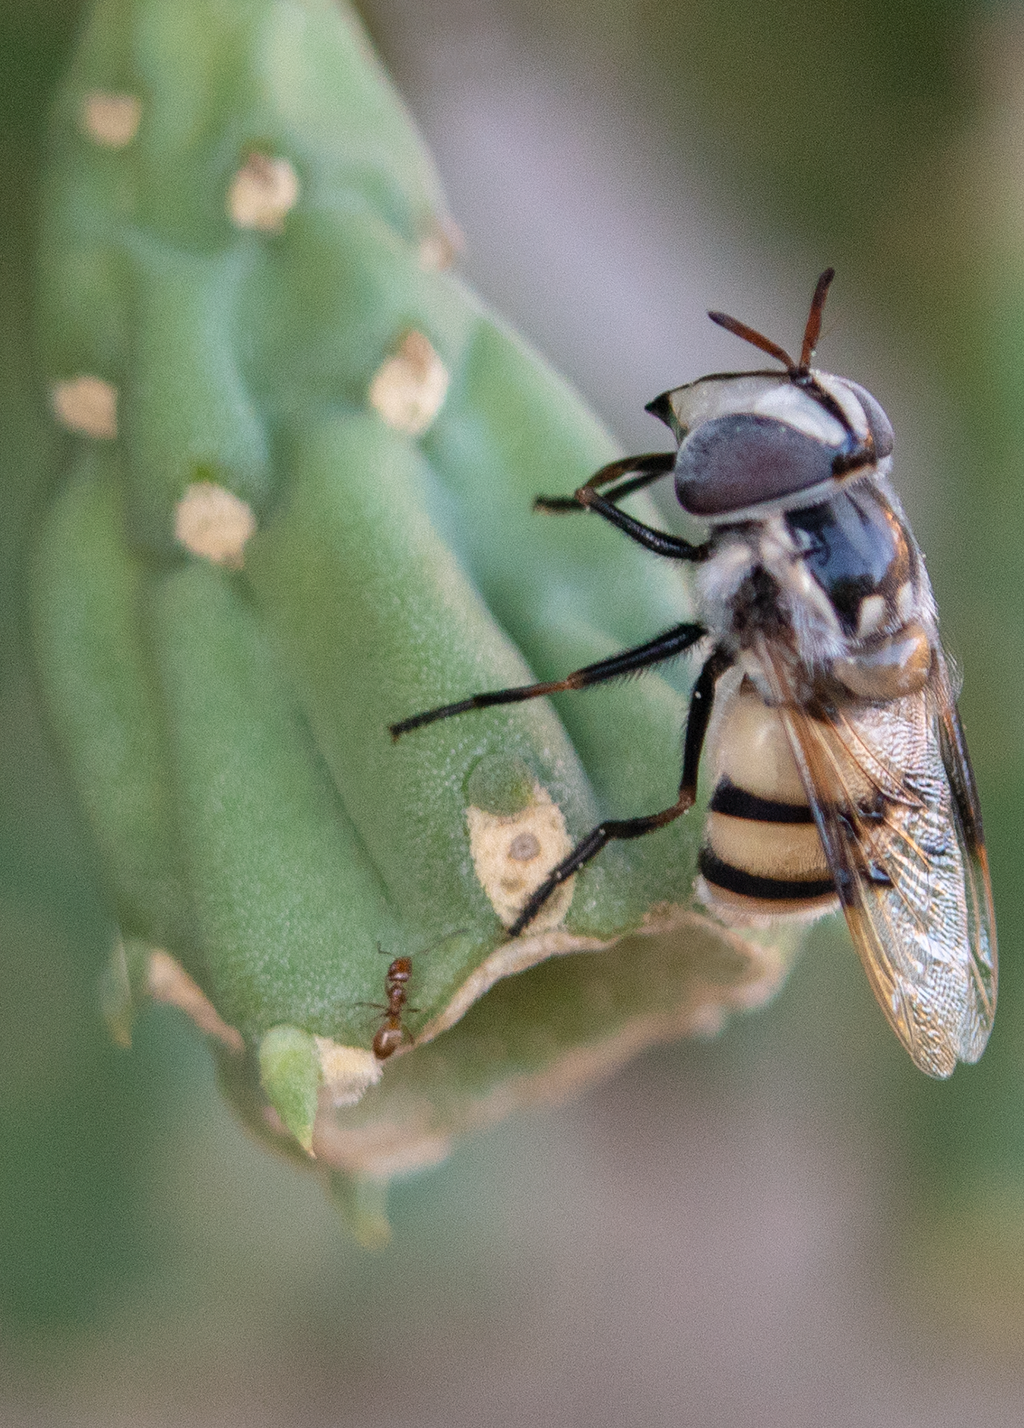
xmin=3 ymin=0 xmax=1024 ymax=1421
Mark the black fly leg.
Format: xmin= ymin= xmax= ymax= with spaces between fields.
xmin=575 ymin=487 xmax=711 ymax=559
xmin=534 ymin=451 xmax=710 ymax=562
xmin=390 ymin=622 xmax=708 ymax=740
xmin=534 ymin=452 xmax=675 ymax=512
xmin=506 ymin=645 xmax=734 ymax=937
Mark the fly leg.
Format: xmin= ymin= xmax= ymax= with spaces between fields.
xmin=535 ymin=452 xmax=710 ymax=560
xmin=534 ymin=452 xmax=675 ymax=511
xmin=506 ymin=645 xmax=734 ymax=937
xmin=390 ymin=622 xmax=708 ymax=740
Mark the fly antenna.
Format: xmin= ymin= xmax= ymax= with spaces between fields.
xmin=707 ymin=267 xmax=837 ymax=376
xmin=707 ymin=308 xmax=798 ymax=372
xmin=799 ymin=267 xmax=835 ymax=373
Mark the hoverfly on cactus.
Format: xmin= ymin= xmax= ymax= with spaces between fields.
xmin=392 ymin=271 xmax=996 ymax=1078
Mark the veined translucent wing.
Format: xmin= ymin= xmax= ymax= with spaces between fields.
xmin=762 ymin=646 xmax=996 ymax=1078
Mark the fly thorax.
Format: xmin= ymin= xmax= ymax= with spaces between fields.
xmin=832 ymin=621 xmax=933 ymax=702
xmin=693 ymin=532 xmax=759 ymax=632
xmin=697 ymin=515 xmax=843 ymax=668
xmin=784 ymin=485 xmax=914 ymax=638
xmin=779 ymin=484 xmax=934 ymax=703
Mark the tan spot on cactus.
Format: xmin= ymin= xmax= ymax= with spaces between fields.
xmin=50 ymin=374 xmax=118 ymax=439
xmin=418 ymin=218 xmax=463 ymax=271
xmin=146 ymin=949 xmax=244 ymax=1053
xmin=80 ymin=91 xmax=142 ymax=147
xmin=368 ymin=330 xmax=449 ymax=437
xmin=466 ymin=782 xmax=575 ymax=931
xmin=228 ymin=152 xmax=299 ymax=232
xmin=508 ymin=831 xmax=542 ymax=861
xmin=314 ymin=1038 xmax=383 ymax=1107
xmin=174 ymin=481 xmax=256 ymax=567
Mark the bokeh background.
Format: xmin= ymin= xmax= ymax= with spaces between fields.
xmin=3 ymin=0 xmax=1024 ymax=1422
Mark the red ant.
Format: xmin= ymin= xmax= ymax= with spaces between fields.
xmin=358 ymin=932 xmax=465 ymax=1060
xmin=368 ymin=953 xmax=417 ymax=1060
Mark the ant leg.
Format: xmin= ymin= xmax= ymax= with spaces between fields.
xmin=390 ymin=622 xmax=707 ymax=740
xmin=535 ymin=452 xmax=674 ymax=512
xmin=507 ymin=644 xmax=734 ymax=937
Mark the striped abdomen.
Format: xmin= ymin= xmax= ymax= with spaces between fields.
xmin=698 ymin=681 xmax=838 ymax=922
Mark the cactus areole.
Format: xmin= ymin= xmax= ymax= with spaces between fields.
xmin=32 ymin=0 xmax=798 ymax=1235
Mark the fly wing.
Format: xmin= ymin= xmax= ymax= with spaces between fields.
xmin=765 ymin=653 xmax=996 ymax=1077
xmin=932 ymin=652 xmax=998 ymax=1054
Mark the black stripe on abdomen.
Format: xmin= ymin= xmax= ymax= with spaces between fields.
xmin=698 ymin=846 xmax=836 ymax=902
xmin=709 ymin=777 xmax=815 ymax=824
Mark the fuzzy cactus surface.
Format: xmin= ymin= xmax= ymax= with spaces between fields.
xmin=32 ymin=0 xmax=800 ymax=1232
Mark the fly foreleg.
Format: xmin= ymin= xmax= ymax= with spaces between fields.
xmin=534 ymin=452 xmax=709 ymax=561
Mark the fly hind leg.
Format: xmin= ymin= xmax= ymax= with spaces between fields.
xmin=507 ymin=645 xmax=733 ymax=937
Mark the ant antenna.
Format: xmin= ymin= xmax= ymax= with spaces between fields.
xmin=707 ymin=268 xmax=836 ymax=377
xmin=375 ymin=928 xmax=467 ymax=959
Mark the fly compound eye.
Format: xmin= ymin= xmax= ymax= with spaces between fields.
xmin=833 ymin=378 xmax=894 ymax=459
xmin=674 ymin=413 xmax=839 ymax=516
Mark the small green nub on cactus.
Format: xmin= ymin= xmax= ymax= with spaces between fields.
xmin=259 ymin=1026 xmax=321 ymax=1155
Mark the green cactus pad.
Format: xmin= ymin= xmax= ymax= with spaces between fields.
xmin=32 ymin=0 xmax=802 ymax=1224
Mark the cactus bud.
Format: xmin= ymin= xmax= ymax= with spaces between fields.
xmin=32 ymin=0 xmax=800 ymax=1233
